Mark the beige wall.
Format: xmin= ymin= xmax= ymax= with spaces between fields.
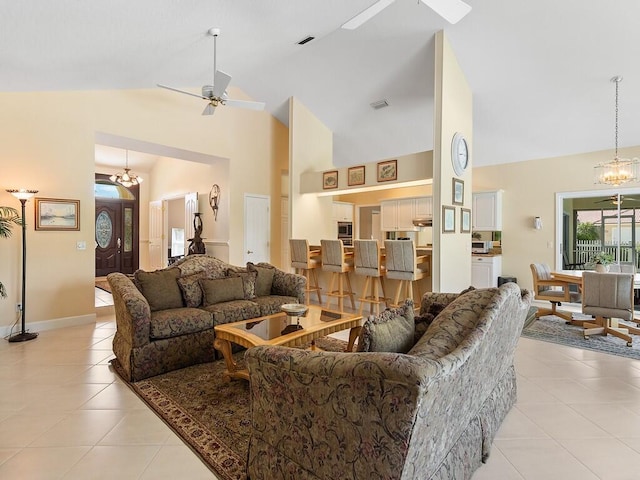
xmin=0 ymin=87 xmax=286 ymax=334
xmin=433 ymin=31 xmax=473 ymax=292
xmin=473 ymin=146 xmax=640 ymax=292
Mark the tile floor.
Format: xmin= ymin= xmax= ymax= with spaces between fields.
xmin=1 ymin=293 xmax=640 ymax=479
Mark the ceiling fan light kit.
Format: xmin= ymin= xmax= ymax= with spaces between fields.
xmin=594 ymin=76 xmax=640 ymax=186
xmin=157 ymin=28 xmax=265 ymax=116
xmin=341 ymin=0 xmax=471 ymax=30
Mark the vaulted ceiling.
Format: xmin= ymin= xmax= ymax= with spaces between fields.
xmin=4 ymin=0 xmax=640 ymax=170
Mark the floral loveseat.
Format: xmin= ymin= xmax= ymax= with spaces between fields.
xmin=108 ymin=254 xmax=305 ymax=381
xmin=245 ymin=282 xmax=531 ymax=480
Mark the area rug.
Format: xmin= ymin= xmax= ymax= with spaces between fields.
xmin=95 ymin=279 xmax=111 ymax=293
xmin=113 ymin=336 xmax=348 ymax=480
xmin=521 ymin=314 xmax=640 ymax=360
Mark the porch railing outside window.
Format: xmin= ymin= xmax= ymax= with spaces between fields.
xmin=574 ymin=240 xmax=640 ymax=269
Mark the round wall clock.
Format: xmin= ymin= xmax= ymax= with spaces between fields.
xmin=451 ymin=132 xmax=469 ymax=176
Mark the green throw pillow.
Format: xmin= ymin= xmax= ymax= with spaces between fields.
xmin=247 ymin=262 xmax=274 ymax=297
xmin=199 ymin=276 xmax=246 ymax=306
xmin=177 ymin=271 xmax=206 ymax=308
xmin=135 ymin=268 xmax=183 ymax=312
xmin=357 ymin=299 xmax=415 ymax=353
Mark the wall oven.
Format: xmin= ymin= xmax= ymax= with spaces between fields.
xmin=337 ymin=221 xmax=353 ymax=246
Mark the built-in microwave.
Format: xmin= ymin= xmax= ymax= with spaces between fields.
xmin=471 ymin=240 xmax=492 ymax=254
xmin=337 ymin=221 xmax=352 ymax=237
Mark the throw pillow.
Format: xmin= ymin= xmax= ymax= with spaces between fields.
xmin=229 ymin=271 xmax=257 ymax=299
xmin=177 ymin=271 xmax=206 ymax=308
xmin=414 ymin=301 xmax=446 ymax=343
xmin=200 ymin=276 xmax=246 ymax=306
xmin=459 ymin=285 xmax=476 ymax=295
xmin=357 ymin=299 xmax=415 ymax=353
xmin=247 ymin=262 xmax=275 ymax=297
xmin=135 ymin=268 xmax=183 ymax=312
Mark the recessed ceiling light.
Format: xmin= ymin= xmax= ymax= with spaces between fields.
xmin=370 ymin=99 xmax=390 ymax=110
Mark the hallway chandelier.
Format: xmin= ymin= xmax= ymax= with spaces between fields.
xmin=594 ymin=76 xmax=640 ymax=186
xmin=110 ymin=150 xmax=143 ymax=188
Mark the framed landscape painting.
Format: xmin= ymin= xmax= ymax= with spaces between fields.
xmin=348 ymin=165 xmax=365 ymax=186
xmin=443 ymin=206 xmax=455 ymax=233
xmin=452 ymin=178 xmax=464 ymax=205
xmin=323 ymin=170 xmax=338 ymax=189
xmin=461 ymin=208 xmax=471 ymax=233
xmin=35 ymin=198 xmax=80 ymax=231
xmin=377 ymin=160 xmax=397 ymax=182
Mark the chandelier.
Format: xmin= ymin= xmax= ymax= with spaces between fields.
xmin=594 ymin=76 xmax=640 ymax=186
xmin=109 ymin=150 xmax=143 ymax=187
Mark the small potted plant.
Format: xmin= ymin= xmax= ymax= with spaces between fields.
xmin=0 ymin=206 xmax=21 ymax=298
xmin=589 ymin=251 xmax=614 ymax=272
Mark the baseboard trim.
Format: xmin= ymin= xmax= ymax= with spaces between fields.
xmin=0 ymin=313 xmax=97 ymax=338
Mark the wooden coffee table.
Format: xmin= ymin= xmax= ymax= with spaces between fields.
xmin=213 ymin=305 xmax=363 ymax=381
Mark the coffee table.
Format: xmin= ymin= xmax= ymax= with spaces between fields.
xmin=213 ymin=305 xmax=363 ymax=381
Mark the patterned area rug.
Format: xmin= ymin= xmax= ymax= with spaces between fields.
xmin=521 ymin=314 xmax=640 ymax=360
xmin=113 ymin=336 xmax=348 ymax=480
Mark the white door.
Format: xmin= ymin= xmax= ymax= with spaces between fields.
xmin=244 ymin=194 xmax=270 ymax=264
xmin=149 ymin=200 xmax=164 ymax=270
xmin=184 ymin=192 xmax=198 ymax=255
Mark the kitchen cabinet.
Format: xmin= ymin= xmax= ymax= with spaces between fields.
xmin=332 ymin=201 xmax=354 ymax=222
xmin=381 ymin=197 xmax=432 ymax=231
xmin=472 ymin=191 xmax=503 ymax=231
xmin=471 ymin=255 xmax=502 ymax=288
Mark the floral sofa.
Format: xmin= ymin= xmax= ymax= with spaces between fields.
xmin=245 ymin=282 xmax=532 ymax=480
xmin=108 ymin=254 xmax=305 ymax=381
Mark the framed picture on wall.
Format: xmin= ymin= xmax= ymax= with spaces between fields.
xmin=35 ymin=198 xmax=80 ymax=231
xmin=443 ymin=206 xmax=455 ymax=233
xmin=461 ymin=208 xmax=471 ymax=233
xmin=323 ymin=170 xmax=338 ymax=189
xmin=377 ymin=159 xmax=397 ymax=182
xmin=452 ymin=178 xmax=464 ymax=205
xmin=348 ymin=165 xmax=365 ymax=186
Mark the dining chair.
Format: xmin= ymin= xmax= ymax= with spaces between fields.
xmin=384 ymin=239 xmax=430 ymax=307
xmin=353 ymin=239 xmax=386 ymax=315
xmin=289 ymin=239 xmax=322 ymax=304
xmin=562 ymin=251 xmax=585 ymax=270
xmin=529 ymin=263 xmax=583 ymax=323
xmin=581 ymin=271 xmax=640 ymax=346
xmin=321 ymin=239 xmax=355 ymax=312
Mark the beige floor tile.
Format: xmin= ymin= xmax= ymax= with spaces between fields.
xmin=0 ymin=448 xmax=19 ymax=466
xmin=494 ymin=438 xmax=599 ymax=480
xmin=0 ymin=446 xmax=90 ymax=479
xmin=62 ymin=445 xmax=161 ymax=479
xmin=568 ymin=403 xmax=640 ymax=438
xmin=140 ymin=445 xmax=217 ymax=479
xmin=574 ymin=377 xmax=640 ymax=403
xmin=30 ymin=410 xmax=126 ymax=447
xmin=515 ymin=376 xmax=563 ymax=404
xmin=80 ymin=382 xmax=148 ymax=410
xmin=494 ymin=407 xmax=551 ymax=440
xmin=557 ymin=437 xmax=640 ymax=480
xmin=98 ymin=410 xmax=174 ymax=445
xmin=516 ymin=403 xmax=611 ymax=439
xmin=471 ymin=446 xmax=524 ymax=479
xmin=22 ymin=383 xmax=109 ymax=413
xmin=0 ymin=413 xmax=66 ymax=448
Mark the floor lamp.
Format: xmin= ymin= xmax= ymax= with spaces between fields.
xmin=6 ymin=188 xmax=38 ymax=342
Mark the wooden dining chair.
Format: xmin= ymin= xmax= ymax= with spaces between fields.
xmin=529 ymin=263 xmax=582 ymax=323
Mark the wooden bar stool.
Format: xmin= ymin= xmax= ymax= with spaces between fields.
xmin=289 ymin=239 xmax=322 ymax=304
xmin=321 ymin=239 xmax=355 ymax=312
xmin=354 ymin=239 xmax=386 ymax=315
xmin=384 ymin=240 xmax=430 ymax=307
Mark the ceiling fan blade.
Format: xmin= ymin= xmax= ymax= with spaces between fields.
xmin=420 ymin=0 xmax=471 ymax=24
xmin=157 ymin=84 xmax=207 ymax=100
xmin=202 ymin=103 xmax=216 ymax=116
xmin=224 ymin=99 xmax=266 ymax=111
xmin=341 ymin=0 xmax=396 ymax=30
xmin=212 ymin=70 xmax=232 ymax=98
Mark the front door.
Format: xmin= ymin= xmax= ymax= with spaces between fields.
xmin=95 ymin=175 xmax=139 ymax=276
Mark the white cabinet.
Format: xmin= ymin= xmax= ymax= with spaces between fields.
xmin=381 ymin=197 xmax=432 ymax=231
xmin=472 ymin=191 xmax=503 ymax=231
xmin=332 ymin=201 xmax=354 ymax=222
xmin=471 ymin=255 xmax=502 ymax=288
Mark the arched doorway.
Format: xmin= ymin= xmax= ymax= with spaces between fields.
xmin=95 ymin=174 xmax=140 ymax=276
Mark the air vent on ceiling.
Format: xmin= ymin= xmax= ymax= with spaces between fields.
xmin=297 ymin=36 xmax=315 ymax=45
xmin=370 ymin=99 xmax=390 ymax=110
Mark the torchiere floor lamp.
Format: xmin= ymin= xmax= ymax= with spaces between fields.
xmin=6 ymin=188 xmax=38 ymax=342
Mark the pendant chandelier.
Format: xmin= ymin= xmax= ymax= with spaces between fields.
xmin=594 ymin=76 xmax=640 ymax=186
xmin=110 ymin=150 xmax=143 ymax=187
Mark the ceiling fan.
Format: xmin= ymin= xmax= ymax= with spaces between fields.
xmin=341 ymin=0 xmax=472 ymax=29
xmin=157 ymin=28 xmax=265 ymax=116
xmin=594 ymin=195 xmax=640 ymax=205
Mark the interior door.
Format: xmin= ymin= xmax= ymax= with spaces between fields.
xmin=149 ymin=200 xmax=164 ymax=270
xmin=244 ymin=194 xmax=270 ymax=264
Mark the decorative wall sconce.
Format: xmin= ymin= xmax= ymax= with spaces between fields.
xmin=209 ymin=184 xmax=220 ymax=221
xmin=533 ymin=216 xmax=543 ymax=230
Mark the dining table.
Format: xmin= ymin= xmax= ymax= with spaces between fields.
xmin=552 ymin=269 xmax=640 ymax=290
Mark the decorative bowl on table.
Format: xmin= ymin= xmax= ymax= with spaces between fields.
xmin=280 ymin=303 xmax=309 ymax=317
